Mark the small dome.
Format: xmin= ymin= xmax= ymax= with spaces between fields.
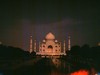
xmin=43 ymin=40 xmax=46 ymax=42
xmin=55 ymin=40 xmax=58 ymax=42
xmin=46 ymin=32 xmax=55 ymax=40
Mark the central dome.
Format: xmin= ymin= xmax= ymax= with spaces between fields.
xmin=46 ymin=32 xmax=55 ymax=40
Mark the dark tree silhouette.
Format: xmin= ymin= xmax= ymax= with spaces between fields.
xmin=0 ymin=44 xmax=30 ymax=60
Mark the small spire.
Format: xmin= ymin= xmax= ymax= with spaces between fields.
xmin=63 ymin=40 xmax=66 ymax=55
xmin=68 ymin=35 xmax=71 ymax=50
xmin=34 ymin=40 xmax=36 ymax=52
xmin=29 ymin=36 xmax=33 ymax=53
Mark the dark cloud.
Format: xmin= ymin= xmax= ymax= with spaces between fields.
xmin=0 ymin=0 xmax=100 ymax=50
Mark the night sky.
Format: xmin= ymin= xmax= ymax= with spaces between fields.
xmin=0 ymin=0 xmax=100 ymax=50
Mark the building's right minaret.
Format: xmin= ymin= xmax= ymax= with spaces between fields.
xmin=34 ymin=40 xmax=36 ymax=52
xmin=68 ymin=35 xmax=71 ymax=50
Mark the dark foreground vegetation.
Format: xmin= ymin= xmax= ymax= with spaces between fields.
xmin=62 ymin=44 xmax=100 ymax=72
xmin=0 ymin=44 xmax=100 ymax=73
xmin=0 ymin=44 xmax=36 ymax=60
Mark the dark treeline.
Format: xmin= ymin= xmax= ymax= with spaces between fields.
xmin=0 ymin=44 xmax=100 ymax=61
xmin=0 ymin=44 xmax=100 ymax=71
xmin=63 ymin=44 xmax=100 ymax=72
xmin=0 ymin=44 xmax=36 ymax=60
xmin=0 ymin=44 xmax=100 ymax=62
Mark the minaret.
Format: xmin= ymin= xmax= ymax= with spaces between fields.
xmin=29 ymin=36 xmax=33 ymax=53
xmin=68 ymin=36 xmax=71 ymax=50
xmin=63 ymin=40 xmax=66 ymax=55
xmin=34 ymin=40 xmax=36 ymax=52
xmin=39 ymin=42 xmax=40 ymax=52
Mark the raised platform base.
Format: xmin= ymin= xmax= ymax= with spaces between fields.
xmin=36 ymin=55 xmax=65 ymax=58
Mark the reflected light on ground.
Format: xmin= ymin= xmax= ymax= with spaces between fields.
xmin=70 ymin=70 xmax=89 ymax=75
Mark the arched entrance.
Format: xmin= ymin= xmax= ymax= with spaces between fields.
xmin=47 ymin=45 xmax=53 ymax=53
xmin=48 ymin=45 xmax=53 ymax=49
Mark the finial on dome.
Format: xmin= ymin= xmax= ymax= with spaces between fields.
xmin=45 ymin=32 xmax=55 ymax=40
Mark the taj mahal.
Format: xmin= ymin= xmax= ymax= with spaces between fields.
xmin=29 ymin=32 xmax=71 ymax=57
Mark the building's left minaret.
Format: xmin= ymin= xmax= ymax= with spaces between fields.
xmin=29 ymin=36 xmax=33 ymax=53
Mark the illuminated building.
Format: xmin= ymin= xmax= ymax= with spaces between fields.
xmin=29 ymin=32 xmax=71 ymax=57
